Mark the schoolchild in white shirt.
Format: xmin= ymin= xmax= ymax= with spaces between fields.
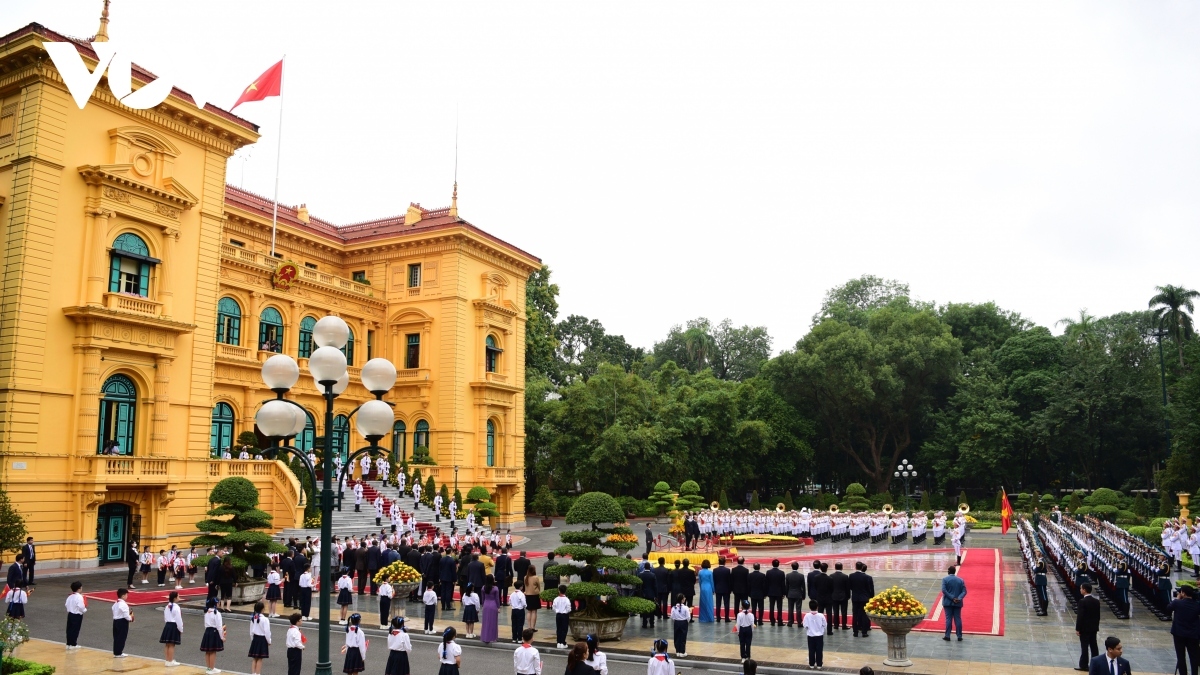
xmin=461 ymin=585 xmax=480 ymax=639
xmin=64 ymin=581 xmax=86 ymax=648
xmin=297 ymin=565 xmax=314 ymax=620
xmin=670 ymin=595 xmax=691 ymax=657
xmin=552 ymin=585 xmax=573 ymax=649
xmin=5 ymin=586 xmax=28 ymax=620
xmin=802 ymin=600 xmax=827 ymax=669
xmin=735 ymin=599 xmax=754 ymax=662
xmin=248 ymin=600 xmax=272 ymax=675
xmin=160 ymin=591 xmax=183 ymax=666
xmin=647 ymin=639 xmax=673 ymax=675
xmin=112 ymin=588 xmax=134 ymax=658
xmin=200 ymin=597 xmax=225 ymax=675
xmin=340 ymin=613 xmax=367 ymax=675
xmin=385 ymin=616 xmax=412 ymax=675
xmin=336 ymin=569 xmax=354 ymax=624
xmin=378 ymin=580 xmax=395 ymax=629
xmin=286 ymin=613 xmax=305 ymax=675
xmin=423 ymin=585 xmax=439 ymax=634
xmin=436 ymin=627 xmax=462 ymax=675
xmin=265 ymin=565 xmax=283 ymax=617
xmin=513 ymin=628 xmax=541 ymax=675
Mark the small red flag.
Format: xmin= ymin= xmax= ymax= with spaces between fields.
xmin=1000 ymin=488 xmax=1013 ymax=535
xmin=231 ymin=60 xmax=283 ymax=110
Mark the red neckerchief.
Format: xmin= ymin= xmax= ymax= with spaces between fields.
xmin=654 ymin=654 xmax=667 ymax=661
xmin=521 ymin=642 xmax=532 ymax=648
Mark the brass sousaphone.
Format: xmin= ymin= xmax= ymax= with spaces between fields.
xmin=958 ymin=503 xmax=971 ymax=515
xmin=829 ymin=503 xmax=840 ymax=514
xmin=882 ymin=504 xmax=894 ymax=515
xmin=776 ymin=503 xmax=787 ymax=513
xmin=710 ymin=501 xmax=721 ymax=511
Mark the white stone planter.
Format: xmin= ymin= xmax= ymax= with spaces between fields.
xmin=568 ymin=614 xmax=629 ymax=642
xmin=868 ymin=614 xmax=924 ymax=667
xmin=232 ymin=580 xmax=266 ymax=604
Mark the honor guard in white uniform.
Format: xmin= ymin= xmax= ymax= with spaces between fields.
xmin=359 ymin=454 xmax=372 ymax=480
xmin=353 ymin=481 xmax=364 ymax=512
xmin=374 ymin=495 xmax=385 ymax=526
xmin=397 ymin=471 xmax=406 ymax=498
xmin=412 ymin=482 xmax=422 ymax=508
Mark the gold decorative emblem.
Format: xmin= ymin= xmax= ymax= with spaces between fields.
xmin=272 ymin=262 xmax=299 ymax=290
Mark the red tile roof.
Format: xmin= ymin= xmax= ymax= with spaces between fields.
xmin=0 ymin=22 xmax=258 ymax=132
xmin=223 ymin=185 xmax=540 ymax=263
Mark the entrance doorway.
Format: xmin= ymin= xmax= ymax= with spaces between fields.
xmin=96 ymin=503 xmax=136 ymax=566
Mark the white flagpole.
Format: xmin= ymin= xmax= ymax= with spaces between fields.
xmin=269 ymin=55 xmax=286 ymax=257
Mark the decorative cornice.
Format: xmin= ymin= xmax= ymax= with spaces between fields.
xmin=62 ymin=305 xmax=196 ymax=334
xmin=79 ymin=165 xmax=197 ymax=209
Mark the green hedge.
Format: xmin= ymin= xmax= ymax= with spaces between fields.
xmin=2 ymin=659 xmax=55 ymax=675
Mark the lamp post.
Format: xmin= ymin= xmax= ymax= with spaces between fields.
xmin=454 ymin=465 xmax=460 ymax=501
xmin=894 ymin=460 xmax=917 ymax=512
xmin=254 ymin=316 xmax=397 ymax=675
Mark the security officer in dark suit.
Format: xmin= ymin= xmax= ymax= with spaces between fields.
xmin=677 ymin=561 xmax=696 ymax=618
xmin=829 ymin=562 xmax=850 ymax=630
xmin=468 ymin=553 xmax=486 ymax=590
xmin=1076 ymin=582 xmax=1102 ymax=671
xmin=765 ymin=559 xmax=786 ymax=626
xmin=713 ymin=557 xmax=733 ymax=622
xmin=204 ymin=547 xmax=222 ymax=601
xmin=281 ymin=551 xmax=296 ymax=608
xmin=731 ymin=557 xmax=750 ymax=619
xmin=6 ymin=554 xmax=25 ymax=592
xmin=639 ymin=564 xmax=658 ymax=628
xmin=126 ymin=543 xmax=140 ymax=589
xmin=653 ymin=558 xmax=672 ymax=619
xmin=513 ymin=551 xmax=531 ymax=584
xmin=849 ymin=561 xmax=875 ymax=636
xmin=439 ymin=552 xmax=458 ymax=610
xmin=1167 ymin=584 xmax=1200 ymax=675
xmin=785 ymin=562 xmax=807 ymax=627
xmin=748 ymin=563 xmax=768 ymax=626
xmin=806 ymin=560 xmax=823 ymax=610
xmin=815 ymin=562 xmax=833 ymax=635
xmin=495 ymin=548 xmax=514 ymax=606
xmin=367 ymin=541 xmax=381 ymax=594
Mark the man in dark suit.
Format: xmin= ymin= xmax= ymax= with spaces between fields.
xmin=785 ymin=561 xmax=807 ymax=627
xmin=342 ymin=544 xmax=358 ymax=583
xmin=713 ymin=557 xmax=733 ymax=622
xmin=355 ymin=543 xmax=370 ymax=594
xmin=731 ymin=557 xmax=750 ymax=619
xmin=439 ymin=552 xmax=458 ymax=610
xmin=1087 ymin=636 xmax=1131 ymax=675
xmin=639 ymin=564 xmax=658 ymax=628
xmin=204 ymin=547 xmax=222 ymax=601
xmin=806 ymin=560 xmax=823 ymax=610
xmin=678 ymin=560 xmax=696 ymax=618
xmin=367 ymin=541 xmax=381 ymax=595
xmin=1076 ymin=582 xmax=1101 ymax=670
xmin=495 ymin=548 xmax=514 ymax=605
xmin=281 ymin=551 xmax=296 ymax=608
xmin=1168 ymin=584 xmax=1200 ymax=675
xmin=849 ymin=561 xmax=875 ymax=636
xmin=653 ymin=558 xmax=672 ymax=619
xmin=645 ymin=525 xmax=654 ymax=560
xmin=829 ymin=562 xmax=850 ymax=630
xmin=6 ymin=554 xmax=25 ymax=592
xmin=21 ymin=537 xmax=35 ymax=586
xmin=293 ymin=549 xmax=309 ymax=583
xmin=542 ymin=552 xmax=560 ymax=594
xmin=126 ymin=543 xmax=140 ymax=589
xmin=513 ymin=551 xmax=531 ymax=583
xmin=468 ymin=553 xmax=486 ymax=590
xmin=682 ymin=515 xmax=693 ymax=550
xmin=815 ymin=562 xmax=833 ymax=635
xmin=748 ymin=563 xmax=768 ymax=626
xmin=765 ymin=559 xmax=786 ymax=626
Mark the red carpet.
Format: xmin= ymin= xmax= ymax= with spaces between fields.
xmin=912 ymin=548 xmax=1004 ymax=636
xmin=84 ymin=585 xmax=209 ymax=606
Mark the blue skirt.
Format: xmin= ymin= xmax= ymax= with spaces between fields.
xmin=385 ymin=650 xmax=410 ymax=675
xmin=6 ymin=603 xmax=23 ymax=619
xmin=266 ymin=584 xmax=282 ymax=601
xmin=248 ymin=634 xmax=270 ymax=659
xmin=437 ymin=663 xmax=459 ymax=675
xmin=462 ymin=605 xmax=479 ymax=623
xmin=159 ymin=623 xmax=181 ymax=644
xmin=338 ymin=588 xmax=353 ymax=606
xmin=342 ymin=646 xmax=364 ymax=674
xmin=200 ymin=626 xmax=224 ymax=652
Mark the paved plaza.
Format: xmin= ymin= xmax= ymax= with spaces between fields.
xmin=10 ymin=524 xmax=1189 ymax=674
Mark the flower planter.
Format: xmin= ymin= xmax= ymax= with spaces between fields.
xmin=868 ymin=614 xmax=924 ymax=667
xmin=568 ymin=614 xmax=629 ymax=642
xmin=540 ymin=518 xmax=554 ymax=527
xmin=655 ymin=516 xmax=671 ymax=525
xmin=232 ymin=580 xmax=266 ymax=604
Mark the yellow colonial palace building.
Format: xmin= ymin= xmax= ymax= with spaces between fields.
xmin=0 ymin=21 xmax=538 ymax=568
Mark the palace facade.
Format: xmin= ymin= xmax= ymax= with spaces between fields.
xmin=0 ymin=21 xmax=538 ymax=568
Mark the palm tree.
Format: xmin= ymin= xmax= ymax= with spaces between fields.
xmin=682 ymin=326 xmax=716 ymax=372
xmin=1149 ymin=285 xmax=1199 ymax=366
xmin=1057 ymin=309 xmax=1098 ymax=350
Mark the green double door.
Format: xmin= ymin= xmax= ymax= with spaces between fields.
xmin=96 ymin=504 xmax=137 ymax=565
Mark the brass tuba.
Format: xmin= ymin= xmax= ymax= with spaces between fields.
xmin=776 ymin=503 xmax=786 ymax=513
xmin=710 ymin=501 xmax=721 ymax=511
xmin=829 ymin=504 xmax=840 ymax=514
xmin=882 ymin=504 xmax=894 ymax=515
xmin=958 ymin=503 xmax=971 ymax=514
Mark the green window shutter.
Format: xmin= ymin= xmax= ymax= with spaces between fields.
xmin=230 ymin=317 xmax=240 ymax=345
xmin=109 ymin=255 xmax=121 ymax=292
xmin=215 ymin=316 xmax=225 ymax=344
xmin=138 ymin=261 xmax=150 ymax=296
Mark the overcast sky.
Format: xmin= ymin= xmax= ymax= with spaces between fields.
xmin=10 ymin=1 xmax=1200 ymax=352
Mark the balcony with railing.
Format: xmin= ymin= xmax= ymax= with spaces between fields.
xmin=216 ymin=343 xmax=254 ymax=360
xmin=481 ymin=467 xmax=521 ymax=484
xmin=219 ymin=244 xmax=373 ymax=298
xmin=93 ymin=456 xmax=172 ymax=483
xmin=104 ymin=292 xmax=163 ymax=317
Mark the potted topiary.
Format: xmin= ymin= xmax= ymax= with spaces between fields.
xmin=191 ymin=477 xmax=286 ymax=604
xmin=540 ymin=492 xmax=656 ymax=641
xmin=865 ymin=586 xmax=928 ymax=667
xmin=466 ymin=486 xmax=501 ymax=530
xmin=530 ymin=485 xmax=559 ymax=527
xmin=650 ymin=481 xmax=675 ymax=524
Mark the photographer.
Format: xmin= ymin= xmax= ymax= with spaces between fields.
xmin=1168 ymin=584 xmax=1200 ymax=675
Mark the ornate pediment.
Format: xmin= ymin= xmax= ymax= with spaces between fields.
xmin=79 ymin=164 xmax=197 ymax=210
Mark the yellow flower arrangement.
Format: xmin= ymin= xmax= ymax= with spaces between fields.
xmin=607 ymin=533 xmax=639 ymax=544
xmin=964 ymin=515 xmax=978 ymax=524
xmin=864 ymin=586 xmax=927 ymax=618
xmin=373 ymin=561 xmax=422 ymax=585
xmin=731 ymin=534 xmax=798 ymax=545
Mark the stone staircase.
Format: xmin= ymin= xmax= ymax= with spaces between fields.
xmin=277 ymin=479 xmax=486 ymax=540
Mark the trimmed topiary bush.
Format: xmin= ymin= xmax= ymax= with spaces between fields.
xmin=1090 ymin=488 xmax=1123 ymax=506
xmin=530 ymin=485 xmax=559 ymax=518
xmin=1133 ymin=493 xmax=1148 ymax=518
xmin=650 ymin=482 xmax=675 ymax=516
xmin=191 ymin=477 xmax=286 ymax=579
xmin=843 ymin=483 xmax=870 ymax=511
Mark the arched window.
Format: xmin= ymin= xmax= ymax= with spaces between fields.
xmin=341 ymin=329 xmax=355 ymax=365
xmin=486 ymin=419 xmax=496 ymax=467
xmin=332 ymin=414 xmax=350 ymax=463
xmin=414 ymin=419 xmax=429 ymax=449
xmin=485 ymin=335 xmax=501 ymax=373
xmin=216 ymin=298 xmax=241 ymax=345
xmin=294 ymin=411 xmax=316 ymax=453
xmin=298 ymin=316 xmax=316 ymax=358
xmin=210 ymin=403 xmax=234 ymax=456
xmin=98 ymin=374 xmax=137 ymax=455
xmin=392 ymin=421 xmax=407 ymax=463
xmin=259 ymin=307 xmax=284 ymax=353
xmin=109 ymin=233 xmax=158 ymax=297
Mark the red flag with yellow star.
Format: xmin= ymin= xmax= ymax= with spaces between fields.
xmin=1000 ymin=488 xmax=1013 ymax=534
xmin=231 ymin=60 xmax=283 ymax=110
